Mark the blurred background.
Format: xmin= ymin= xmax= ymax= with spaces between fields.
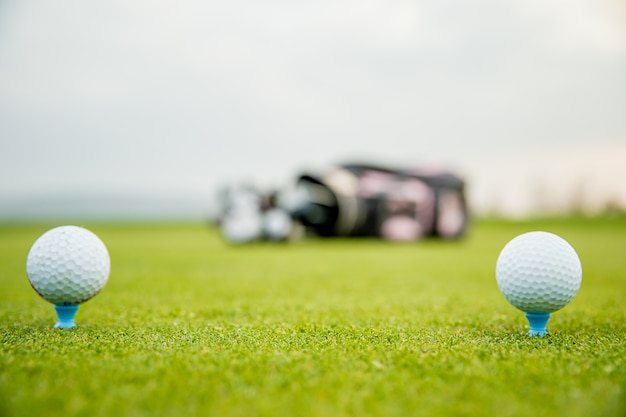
xmin=1 ymin=0 xmax=625 ymax=221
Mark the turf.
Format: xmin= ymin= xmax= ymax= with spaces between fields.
xmin=1 ymin=217 xmax=625 ymax=417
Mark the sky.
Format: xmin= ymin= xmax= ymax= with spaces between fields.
xmin=1 ymin=0 xmax=625 ymax=217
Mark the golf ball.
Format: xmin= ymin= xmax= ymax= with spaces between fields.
xmin=496 ymin=231 xmax=582 ymax=313
xmin=26 ymin=225 xmax=110 ymax=305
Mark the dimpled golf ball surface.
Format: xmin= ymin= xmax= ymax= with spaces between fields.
xmin=496 ymin=231 xmax=582 ymax=313
xmin=26 ymin=226 xmax=110 ymax=305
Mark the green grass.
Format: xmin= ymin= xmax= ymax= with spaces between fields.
xmin=1 ymin=217 xmax=625 ymax=417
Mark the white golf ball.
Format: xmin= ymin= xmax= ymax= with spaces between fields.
xmin=26 ymin=226 xmax=110 ymax=305
xmin=496 ymin=231 xmax=582 ymax=313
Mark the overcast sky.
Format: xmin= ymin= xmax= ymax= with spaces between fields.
xmin=1 ymin=0 xmax=625 ymax=212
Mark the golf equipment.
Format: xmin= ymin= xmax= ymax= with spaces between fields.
xmin=286 ymin=163 xmax=468 ymax=240
xmin=221 ymin=209 xmax=263 ymax=244
xmin=496 ymin=231 xmax=582 ymax=336
xmin=263 ymin=208 xmax=292 ymax=241
xmin=26 ymin=225 xmax=110 ymax=328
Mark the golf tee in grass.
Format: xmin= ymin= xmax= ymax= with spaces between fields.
xmin=525 ymin=312 xmax=550 ymax=337
xmin=53 ymin=304 xmax=79 ymax=329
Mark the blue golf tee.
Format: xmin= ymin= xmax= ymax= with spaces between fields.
xmin=54 ymin=304 xmax=79 ymax=329
xmin=525 ymin=312 xmax=551 ymax=337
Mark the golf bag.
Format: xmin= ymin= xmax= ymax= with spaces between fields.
xmin=282 ymin=164 xmax=469 ymax=241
